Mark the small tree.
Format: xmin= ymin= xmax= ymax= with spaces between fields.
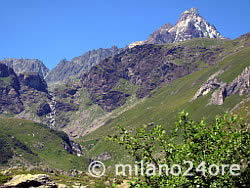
xmin=108 ymin=112 xmax=250 ymax=187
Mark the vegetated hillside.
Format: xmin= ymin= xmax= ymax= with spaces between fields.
xmin=50 ymin=33 xmax=250 ymax=139
xmin=77 ymin=34 xmax=250 ymax=166
xmin=0 ymin=117 xmax=87 ymax=170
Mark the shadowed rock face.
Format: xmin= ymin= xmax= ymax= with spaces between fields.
xmin=0 ymin=58 xmax=49 ymax=79
xmin=36 ymin=103 xmax=52 ymax=116
xmin=0 ymin=64 xmax=24 ymax=114
xmin=18 ymin=73 xmax=48 ymax=92
xmin=45 ymin=46 xmax=123 ymax=83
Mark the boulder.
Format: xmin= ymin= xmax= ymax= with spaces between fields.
xmin=96 ymin=152 xmax=112 ymax=161
xmin=210 ymin=85 xmax=227 ymax=105
xmin=3 ymin=174 xmax=57 ymax=187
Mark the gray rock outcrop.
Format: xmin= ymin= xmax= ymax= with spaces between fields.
xmin=210 ymin=84 xmax=227 ymax=105
xmin=0 ymin=58 xmax=49 ymax=79
xmin=226 ymin=66 xmax=250 ymax=96
xmin=192 ymin=70 xmax=224 ymax=100
xmin=193 ymin=66 xmax=250 ymax=105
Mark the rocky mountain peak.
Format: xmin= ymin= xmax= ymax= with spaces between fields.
xmin=177 ymin=8 xmax=200 ymax=23
xmin=169 ymin=8 xmax=224 ymax=42
xmin=130 ymin=8 xmax=224 ymax=46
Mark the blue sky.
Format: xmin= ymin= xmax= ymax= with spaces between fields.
xmin=0 ymin=0 xmax=249 ymax=69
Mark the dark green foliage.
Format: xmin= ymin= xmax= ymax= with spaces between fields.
xmin=0 ymin=173 xmax=11 ymax=184
xmin=0 ymin=136 xmax=13 ymax=164
xmin=108 ymin=112 xmax=250 ymax=187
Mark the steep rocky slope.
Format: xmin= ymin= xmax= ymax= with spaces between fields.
xmin=0 ymin=59 xmax=49 ymax=79
xmin=129 ymin=8 xmax=224 ymax=47
xmin=0 ymin=63 xmax=84 ymax=132
xmin=77 ymin=34 xmax=250 ymax=165
xmin=45 ymin=46 xmax=123 ymax=83
xmin=0 ymin=63 xmax=51 ymax=123
xmin=82 ymin=40 xmax=225 ymax=111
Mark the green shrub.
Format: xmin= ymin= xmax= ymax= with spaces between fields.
xmin=108 ymin=112 xmax=250 ymax=187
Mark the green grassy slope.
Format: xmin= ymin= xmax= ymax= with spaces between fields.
xmin=0 ymin=117 xmax=87 ymax=170
xmin=77 ymin=37 xmax=250 ymax=166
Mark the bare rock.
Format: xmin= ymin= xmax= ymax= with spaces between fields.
xmin=129 ymin=8 xmax=224 ymax=46
xmin=210 ymin=84 xmax=227 ymax=105
xmin=96 ymin=152 xmax=112 ymax=161
xmin=3 ymin=174 xmax=57 ymax=187
xmin=0 ymin=58 xmax=49 ymax=79
xmin=193 ymin=66 xmax=250 ymax=105
xmin=192 ymin=70 xmax=224 ymax=101
xmin=45 ymin=46 xmax=123 ymax=83
xmin=226 ymin=66 xmax=250 ymax=96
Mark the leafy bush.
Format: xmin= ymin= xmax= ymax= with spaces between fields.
xmin=108 ymin=112 xmax=250 ymax=187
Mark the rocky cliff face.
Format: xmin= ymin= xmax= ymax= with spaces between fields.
xmin=18 ymin=73 xmax=48 ymax=92
xmin=193 ymin=66 xmax=250 ymax=105
xmin=0 ymin=64 xmax=24 ymax=114
xmin=0 ymin=63 xmax=50 ymax=116
xmin=45 ymin=46 xmax=123 ymax=83
xmin=0 ymin=62 xmax=83 ymax=131
xmin=129 ymin=8 xmax=224 ymax=47
xmin=0 ymin=58 xmax=49 ymax=79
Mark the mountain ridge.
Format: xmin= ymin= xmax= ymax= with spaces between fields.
xmin=45 ymin=46 xmax=123 ymax=83
xmin=0 ymin=58 xmax=49 ymax=79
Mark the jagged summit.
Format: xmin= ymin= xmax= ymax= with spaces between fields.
xmin=170 ymin=7 xmax=224 ymax=42
xmin=181 ymin=8 xmax=200 ymax=17
xmin=129 ymin=8 xmax=224 ymax=47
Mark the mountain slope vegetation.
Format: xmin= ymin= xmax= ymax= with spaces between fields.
xmin=0 ymin=117 xmax=87 ymax=170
